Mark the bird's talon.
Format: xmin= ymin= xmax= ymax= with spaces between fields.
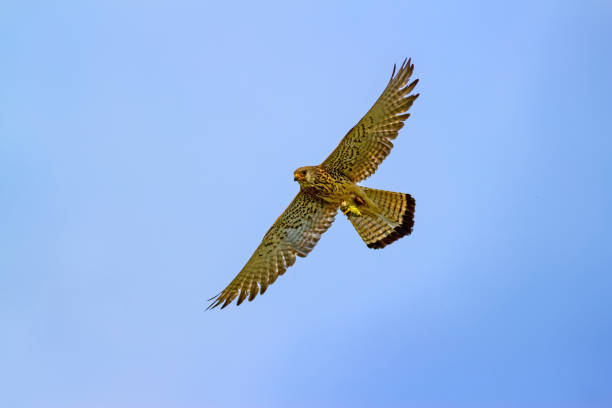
xmin=342 ymin=204 xmax=362 ymax=217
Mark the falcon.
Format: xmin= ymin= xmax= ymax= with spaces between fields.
xmin=208 ymin=59 xmax=419 ymax=309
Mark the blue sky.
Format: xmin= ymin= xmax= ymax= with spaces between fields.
xmin=2 ymin=1 xmax=611 ymax=407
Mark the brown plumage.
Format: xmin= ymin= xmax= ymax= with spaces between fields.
xmin=208 ymin=58 xmax=419 ymax=309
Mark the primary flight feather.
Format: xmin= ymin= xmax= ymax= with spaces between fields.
xmin=208 ymin=59 xmax=419 ymax=309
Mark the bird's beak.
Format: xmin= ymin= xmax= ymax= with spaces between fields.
xmin=294 ymin=173 xmax=303 ymax=182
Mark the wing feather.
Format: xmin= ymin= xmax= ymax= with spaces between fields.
xmin=321 ymin=58 xmax=419 ymax=182
xmin=208 ymin=191 xmax=337 ymax=309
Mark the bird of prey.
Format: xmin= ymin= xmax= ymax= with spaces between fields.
xmin=208 ymin=59 xmax=419 ymax=309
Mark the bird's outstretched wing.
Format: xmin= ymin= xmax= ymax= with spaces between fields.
xmin=208 ymin=192 xmax=338 ymax=309
xmin=321 ymin=58 xmax=419 ymax=182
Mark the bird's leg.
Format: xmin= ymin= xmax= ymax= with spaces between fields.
xmin=340 ymin=200 xmax=362 ymax=217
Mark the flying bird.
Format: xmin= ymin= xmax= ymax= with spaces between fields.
xmin=208 ymin=59 xmax=419 ymax=309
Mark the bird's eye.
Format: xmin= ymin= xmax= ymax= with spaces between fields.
xmin=301 ymin=171 xmax=306 ymax=175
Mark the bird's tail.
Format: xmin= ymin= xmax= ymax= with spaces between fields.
xmin=348 ymin=187 xmax=415 ymax=249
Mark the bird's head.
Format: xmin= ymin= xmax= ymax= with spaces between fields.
xmin=293 ymin=166 xmax=318 ymax=186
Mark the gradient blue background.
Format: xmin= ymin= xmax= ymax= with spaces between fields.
xmin=2 ymin=1 xmax=611 ymax=407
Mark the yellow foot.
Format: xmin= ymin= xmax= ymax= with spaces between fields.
xmin=341 ymin=203 xmax=362 ymax=217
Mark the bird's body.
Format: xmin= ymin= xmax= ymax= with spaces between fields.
xmin=209 ymin=59 xmax=420 ymax=309
xmin=295 ymin=166 xmax=380 ymax=217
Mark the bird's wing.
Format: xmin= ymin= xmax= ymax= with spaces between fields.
xmin=208 ymin=191 xmax=338 ymax=309
xmin=321 ymin=59 xmax=419 ymax=182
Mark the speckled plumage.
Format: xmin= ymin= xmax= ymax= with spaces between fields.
xmin=208 ymin=59 xmax=419 ymax=309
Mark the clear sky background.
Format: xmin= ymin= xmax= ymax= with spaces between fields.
xmin=2 ymin=1 xmax=611 ymax=407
